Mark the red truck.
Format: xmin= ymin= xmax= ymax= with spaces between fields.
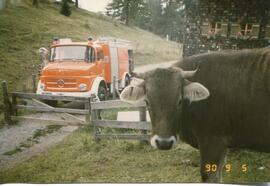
xmin=37 ymin=37 xmax=134 ymax=102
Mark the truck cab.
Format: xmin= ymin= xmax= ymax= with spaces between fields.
xmin=37 ymin=37 xmax=134 ymax=101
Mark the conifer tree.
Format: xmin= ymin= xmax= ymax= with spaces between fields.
xmin=60 ymin=0 xmax=72 ymax=17
xmin=106 ymin=0 xmax=146 ymax=26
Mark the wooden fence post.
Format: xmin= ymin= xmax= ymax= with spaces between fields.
xmin=22 ymin=83 xmax=27 ymax=93
xmin=85 ymin=97 xmax=91 ymax=124
xmin=11 ymin=93 xmax=18 ymax=116
xmin=113 ymin=76 xmax=116 ymax=100
xmin=2 ymin=81 xmax=13 ymax=125
xmin=91 ymin=101 xmax=100 ymax=142
xmin=139 ymin=107 xmax=146 ymax=122
xmin=139 ymin=107 xmax=148 ymax=143
xmin=32 ymin=74 xmax=36 ymax=93
xmin=91 ymin=97 xmax=100 ymax=141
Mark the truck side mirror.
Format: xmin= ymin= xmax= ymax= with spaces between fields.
xmin=39 ymin=47 xmax=49 ymax=67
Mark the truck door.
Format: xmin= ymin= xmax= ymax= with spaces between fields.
xmin=110 ymin=46 xmax=119 ymax=92
xmin=128 ymin=49 xmax=134 ymax=72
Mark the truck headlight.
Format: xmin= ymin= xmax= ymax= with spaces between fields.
xmin=79 ymin=83 xmax=87 ymax=91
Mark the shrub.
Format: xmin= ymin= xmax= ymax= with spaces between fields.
xmin=60 ymin=0 xmax=71 ymax=17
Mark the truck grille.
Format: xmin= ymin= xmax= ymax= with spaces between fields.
xmin=45 ymin=78 xmax=78 ymax=91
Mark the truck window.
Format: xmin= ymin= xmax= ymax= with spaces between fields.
xmin=128 ymin=49 xmax=134 ymax=72
xmin=88 ymin=47 xmax=95 ymax=62
xmin=97 ymin=48 xmax=103 ymax=61
xmin=50 ymin=46 xmax=89 ymax=61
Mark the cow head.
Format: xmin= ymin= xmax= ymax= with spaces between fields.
xmin=120 ymin=67 xmax=210 ymax=150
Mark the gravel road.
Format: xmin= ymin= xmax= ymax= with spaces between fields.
xmin=0 ymin=113 xmax=79 ymax=171
xmin=0 ymin=60 xmax=177 ymax=171
xmin=134 ymin=60 xmax=178 ymax=73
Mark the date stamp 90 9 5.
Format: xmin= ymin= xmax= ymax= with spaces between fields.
xmin=205 ymin=164 xmax=248 ymax=173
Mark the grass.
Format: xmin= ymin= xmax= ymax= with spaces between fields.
xmin=0 ymin=126 xmax=269 ymax=183
xmin=0 ymin=0 xmax=181 ymax=125
xmin=0 ymin=126 xmax=201 ymax=183
xmin=32 ymin=124 xmax=62 ymax=139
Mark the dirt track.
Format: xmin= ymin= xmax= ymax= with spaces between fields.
xmin=0 ymin=113 xmax=79 ymax=171
xmin=0 ymin=60 xmax=177 ymax=171
xmin=134 ymin=60 xmax=177 ymax=73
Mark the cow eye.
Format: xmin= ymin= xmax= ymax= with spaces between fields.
xmin=177 ymin=99 xmax=183 ymax=108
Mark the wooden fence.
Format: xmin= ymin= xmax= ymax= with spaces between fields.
xmin=1 ymin=81 xmax=151 ymax=141
xmin=91 ymin=100 xmax=151 ymax=141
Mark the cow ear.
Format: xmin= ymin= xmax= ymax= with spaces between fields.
xmin=183 ymin=82 xmax=210 ymax=102
xmin=120 ymin=83 xmax=146 ymax=103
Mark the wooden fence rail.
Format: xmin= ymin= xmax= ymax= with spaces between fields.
xmin=91 ymin=99 xmax=146 ymax=110
xmin=93 ymin=120 xmax=151 ymax=130
xmin=15 ymin=105 xmax=88 ymax=115
xmin=90 ymin=99 xmax=151 ymax=141
xmin=11 ymin=92 xmax=90 ymax=102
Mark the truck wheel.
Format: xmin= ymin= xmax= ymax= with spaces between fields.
xmin=124 ymin=75 xmax=130 ymax=87
xmin=98 ymin=83 xmax=107 ymax=101
xmin=97 ymin=83 xmax=106 ymax=120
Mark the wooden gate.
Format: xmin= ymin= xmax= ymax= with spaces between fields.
xmin=1 ymin=81 xmax=151 ymax=141
xmin=2 ymin=81 xmax=91 ymax=126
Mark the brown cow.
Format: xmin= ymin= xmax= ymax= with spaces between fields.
xmin=120 ymin=48 xmax=270 ymax=182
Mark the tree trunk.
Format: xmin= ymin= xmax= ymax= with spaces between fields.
xmin=125 ymin=0 xmax=130 ymax=26
xmin=75 ymin=0 xmax=78 ymax=7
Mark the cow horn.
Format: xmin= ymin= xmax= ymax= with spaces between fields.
xmin=181 ymin=69 xmax=197 ymax=78
xmin=130 ymin=71 xmax=145 ymax=80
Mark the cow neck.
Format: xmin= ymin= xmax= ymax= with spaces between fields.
xmin=180 ymin=78 xmax=185 ymax=128
xmin=181 ymin=78 xmax=184 ymax=102
xmin=179 ymin=79 xmax=190 ymax=143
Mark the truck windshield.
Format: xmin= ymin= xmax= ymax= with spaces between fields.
xmin=50 ymin=46 xmax=95 ymax=62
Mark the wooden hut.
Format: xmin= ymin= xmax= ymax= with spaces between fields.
xmin=182 ymin=0 xmax=270 ymax=57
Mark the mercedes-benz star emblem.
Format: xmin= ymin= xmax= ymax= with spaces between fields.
xmin=57 ymin=79 xmax=65 ymax=88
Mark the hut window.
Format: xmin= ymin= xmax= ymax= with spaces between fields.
xmin=220 ymin=23 xmax=228 ymax=37
xmin=251 ymin=24 xmax=260 ymax=39
xmin=201 ymin=22 xmax=209 ymax=36
xmin=230 ymin=23 xmax=239 ymax=38
xmin=240 ymin=24 xmax=253 ymax=36
xmin=265 ymin=25 xmax=270 ymax=39
xmin=210 ymin=22 xmax=222 ymax=34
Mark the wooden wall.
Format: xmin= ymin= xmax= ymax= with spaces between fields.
xmin=183 ymin=0 xmax=270 ymax=57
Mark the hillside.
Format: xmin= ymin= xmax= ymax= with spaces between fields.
xmin=0 ymin=0 xmax=181 ymax=124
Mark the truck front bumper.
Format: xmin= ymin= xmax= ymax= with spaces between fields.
xmin=37 ymin=83 xmax=100 ymax=101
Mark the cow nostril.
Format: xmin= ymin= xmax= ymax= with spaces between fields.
xmin=151 ymin=135 xmax=176 ymax=150
xmin=156 ymin=138 xmax=174 ymax=150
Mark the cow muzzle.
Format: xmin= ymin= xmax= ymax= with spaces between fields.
xmin=150 ymin=135 xmax=176 ymax=150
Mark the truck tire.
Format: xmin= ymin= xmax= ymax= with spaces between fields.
xmin=98 ymin=83 xmax=107 ymax=101
xmin=124 ymin=74 xmax=130 ymax=87
xmin=97 ymin=82 xmax=107 ymax=120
